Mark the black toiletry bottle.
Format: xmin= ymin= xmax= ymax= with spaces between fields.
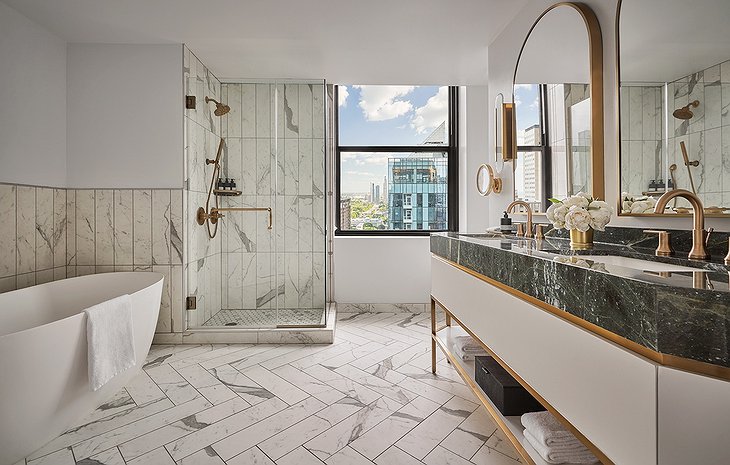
xmin=230 ymin=178 xmax=237 ymax=190
xmin=500 ymin=211 xmax=513 ymax=234
xmin=656 ymin=179 xmax=664 ymax=192
xmin=649 ymin=180 xmax=657 ymax=192
xmin=668 ymin=178 xmax=674 ymax=189
xmin=216 ymin=178 xmax=223 ymax=190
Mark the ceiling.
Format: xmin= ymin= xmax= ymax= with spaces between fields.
xmin=620 ymin=0 xmax=730 ymax=82
xmin=2 ymin=0 xmax=527 ymax=84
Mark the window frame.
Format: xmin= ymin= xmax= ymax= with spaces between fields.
xmin=515 ymin=84 xmax=551 ymax=212
xmin=335 ymin=85 xmax=459 ymax=236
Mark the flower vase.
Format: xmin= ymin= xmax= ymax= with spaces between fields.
xmin=570 ymin=228 xmax=594 ymax=249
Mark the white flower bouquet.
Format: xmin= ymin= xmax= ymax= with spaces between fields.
xmin=620 ymin=192 xmax=657 ymax=214
xmin=546 ymin=192 xmax=613 ymax=232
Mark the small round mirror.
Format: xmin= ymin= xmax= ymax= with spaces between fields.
xmin=476 ymin=163 xmax=502 ymax=196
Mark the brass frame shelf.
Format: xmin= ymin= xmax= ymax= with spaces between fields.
xmin=213 ymin=189 xmax=242 ymax=197
xmin=430 ymin=296 xmax=613 ymax=465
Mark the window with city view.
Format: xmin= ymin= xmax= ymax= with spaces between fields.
xmin=336 ymin=85 xmax=458 ymax=234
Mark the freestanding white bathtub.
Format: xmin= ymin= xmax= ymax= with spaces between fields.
xmin=0 ymin=272 xmax=163 ymax=465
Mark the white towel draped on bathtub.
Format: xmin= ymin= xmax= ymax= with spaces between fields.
xmin=84 ymin=294 xmax=136 ymax=391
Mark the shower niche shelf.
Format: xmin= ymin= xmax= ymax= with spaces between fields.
xmin=213 ymin=189 xmax=242 ymax=197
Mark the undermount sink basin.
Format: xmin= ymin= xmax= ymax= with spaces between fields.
xmin=579 ymin=255 xmax=697 ymax=273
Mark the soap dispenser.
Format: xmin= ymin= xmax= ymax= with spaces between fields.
xmin=500 ymin=212 xmax=513 ymax=234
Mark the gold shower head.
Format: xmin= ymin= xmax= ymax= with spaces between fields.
xmin=205 ymin=96 xmax=230 ymax=116
xmin=672 ymin=100 xmax=699 ymax=120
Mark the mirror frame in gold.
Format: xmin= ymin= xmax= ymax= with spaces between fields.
xmin=614 ymin=0 xmax=729 ymax=218
xmin=512 ymin=2 xmax=605 ymax=206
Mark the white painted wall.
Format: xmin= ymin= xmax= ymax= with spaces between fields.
xmin=334 ymin=237 xmax=432 ymax=304
xmin=0 ymin=2 xmax=67 ymax=187
xmin=66 ymin=44 xmax=183 ymax=188
xmin=333 ymin=86 xmax=491 ymax=305
xmin=487 ymin=0 xmax=730 ymax=232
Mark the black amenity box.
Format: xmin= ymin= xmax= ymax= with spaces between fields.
xmin=475 ymin=356 xmax=545 ymax=416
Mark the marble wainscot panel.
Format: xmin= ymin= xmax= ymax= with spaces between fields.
xmin=0 ymin=182 xmax=184 ymax=335
xmin=431 ymin=229 xmax=730 ymax=369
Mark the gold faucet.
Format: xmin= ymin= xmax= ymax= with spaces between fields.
xmin=506 ymin=200 xmax=534 ymax=238
xmin=653 ymin=189 xmax=709 ymax=260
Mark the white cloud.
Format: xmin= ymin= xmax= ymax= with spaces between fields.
xmin=339 ymin=86 xmax=349 ymax=107
xmin=354 ymin=85 xmax=414 ymax=121
xmin=410 ymin=86 xmax=448 ymax=135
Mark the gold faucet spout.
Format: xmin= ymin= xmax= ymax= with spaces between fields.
xmin=653 ymin=189 xmax=709 ymax=260
xmin=506 ymin=200 xmax=534 ymax=238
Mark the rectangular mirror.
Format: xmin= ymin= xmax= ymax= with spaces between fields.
xmin=617 ymin=0 xmax=730 ymax=216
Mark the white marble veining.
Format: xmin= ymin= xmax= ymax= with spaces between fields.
xmin=25 ymin=312 xmax=523 ymax=465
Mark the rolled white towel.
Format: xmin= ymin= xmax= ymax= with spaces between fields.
xmin=524 ymin=430 xmax=598 ymax=464
xmin=521 ymin=411 xmax=575 ymax=446
xmin=454 ymin=335 xmax=483 ymax=352
xmin=454 ymin=345 xmax=486 ymax=361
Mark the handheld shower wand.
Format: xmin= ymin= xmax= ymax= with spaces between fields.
xmin=679 ymin=141 xmax=699 ymax=194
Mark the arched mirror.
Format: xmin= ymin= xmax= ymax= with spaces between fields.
xmin=512 ymin=3 xmax=604 ymax=213
xmin=617 ymin=0 xmax=730 ymax=216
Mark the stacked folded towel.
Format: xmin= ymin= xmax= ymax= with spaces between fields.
xmin=521 ymin=411 xmax=599 ymax=464
xmin=454 ymin=335 xmax=487 ymax=361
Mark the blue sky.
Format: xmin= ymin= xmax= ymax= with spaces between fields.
xmin=514 ymin=84 xmax=541 ymax=144
xmin=338 ymin=85 xmax=447 ymax=194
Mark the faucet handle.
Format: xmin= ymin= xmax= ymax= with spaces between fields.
xmin=644 ymin=230 xmax=674 ymax=257
xmin=705 ymin=227 xmax=714 ymax=246
xmin=724 ymin=238 xmax=730 ymax=266
xmin=535 ymin=224 xmax=547 ymax=240
xmin=515 ymin=223 xmax=525 ymax=237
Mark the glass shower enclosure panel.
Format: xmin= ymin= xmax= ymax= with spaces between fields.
xmin=185 ymin=77 xmax=327 ymax=329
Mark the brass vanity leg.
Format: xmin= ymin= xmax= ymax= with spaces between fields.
xmin=431 ymin=298 xmax=437 ymax=374
xmin=445 ymin=312 xmax=451 ymax=327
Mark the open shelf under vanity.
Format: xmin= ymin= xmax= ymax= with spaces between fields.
xmin=432 ymin=318 xmax=605 ymax=465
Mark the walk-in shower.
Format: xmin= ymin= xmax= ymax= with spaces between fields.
xmin=183 ymin=68 xmax=329 ymax=331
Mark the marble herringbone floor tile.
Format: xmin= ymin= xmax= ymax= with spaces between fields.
xmin=24 ymin=313 xmax=521 ymax=465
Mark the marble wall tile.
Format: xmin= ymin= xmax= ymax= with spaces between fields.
xmin=171 ymin=264 xmax=184 ymax=332
xmin=133 ymin=190 xmax=152 ymax=266
xmin=75 ymin=190 xmax=95 ymax=266
xmin=242 ymin=84 xmax=256 ymax=138
xmin=171 ymin=190 xmax=183 ymax=266
xmin=241 ymin=139 xmax=257 ymax=196
xmin=256 ymin=138 xmax=272 ymax=196
xmin=53 ymin=189 xmax=67 ymax=269
xmin=312 ymin=84 xmax=325 ymax=139
xmin=0 ymin=185 xmax=17 ymax=278
xmin=36 ymin=269 xmax=54 ymax=285
xmin=95 ymin=190 xmax=115 ymax=266
xmin=313 ymin=253 xmax=325 ymax=309
xmin=16 ymin=186 xmax=36 ymax=274
xmin=152 ymin=190 xmax=172 ymax=265
xmin=16 ymin=272 xmax=35 ymax=289
xmin=0 ymin=276 xmax=16 ymax=293
xmin=284 ymin=196 xmax=299 ymax=253
xmin=298 ymin=253 xmax=313 ymax=309
xmin=226 ymin=84 xmax=242 ymax=138
xmin=298 ymin=84 xmax=313 ymax=139
xmin=255 ymin=84 xmax=271 ymax=138
xmin=153 ymin=265 xmax=172 ymax=333
xmin=299 ymin=139 xmax=313 ymax=196
xmin=703 ymin=127 xmax=722 ymax=194
xmin=226 ymin=253 xmax=243 ymax=310
xmin=284 ymin=254 xmax=299 ymax=309
xmin=242 ymin=252 xmax=257 ymax=310
xmin=113 ymin=190 xmax=134 ymax=265
xmin=35 ymin=188 xmax=54 ymax=271
xmin=298 ymin=196 xmax=313 ymax=253
xmin=66 ymin=190 xmax=76 ymax=265
xmin=283 ymin=84 xmax=299 ymax=138
xmin=284 ymin=139 xmax=299 ymax=195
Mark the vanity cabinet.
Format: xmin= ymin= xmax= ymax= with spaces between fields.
xmin=431 ymin=257 xmax=657 ymax=465
xmin=658 ymin=367 xmax=730 ymax=465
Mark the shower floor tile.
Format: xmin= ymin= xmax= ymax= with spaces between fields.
xmin=201 ymin=309 xmax=326 ymax=328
